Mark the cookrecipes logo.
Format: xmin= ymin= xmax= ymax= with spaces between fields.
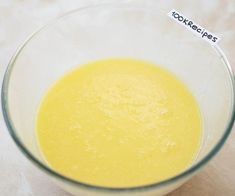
xmin=168 ymin=9 xmax=220 ymax=45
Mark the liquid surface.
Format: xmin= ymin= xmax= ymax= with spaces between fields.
xmin=37 ymin=58 xmax=201 ymax=187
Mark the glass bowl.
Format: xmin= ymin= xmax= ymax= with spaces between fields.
xmin=2 ymin=2 xmax=235 ymax=196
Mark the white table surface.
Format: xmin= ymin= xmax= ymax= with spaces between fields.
xmin=1 ymin=0 xmax=235 ymax=195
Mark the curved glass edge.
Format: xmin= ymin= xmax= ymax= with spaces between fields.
xmin=1 ymin=3 xmax=235 ymax=194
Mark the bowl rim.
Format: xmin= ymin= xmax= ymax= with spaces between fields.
xmin=1 ymin=2 xmax=235 ymax=194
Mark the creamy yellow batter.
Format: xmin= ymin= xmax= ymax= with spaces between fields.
xmin=36 ymin=58 xmax=201 ymax=187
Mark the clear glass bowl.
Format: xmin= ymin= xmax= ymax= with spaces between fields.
xmin=2 ymin=2 xmax=235 ymax=196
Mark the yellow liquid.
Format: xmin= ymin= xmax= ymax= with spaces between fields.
xmin=37 ymin=58 xmax=201 ymax=187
